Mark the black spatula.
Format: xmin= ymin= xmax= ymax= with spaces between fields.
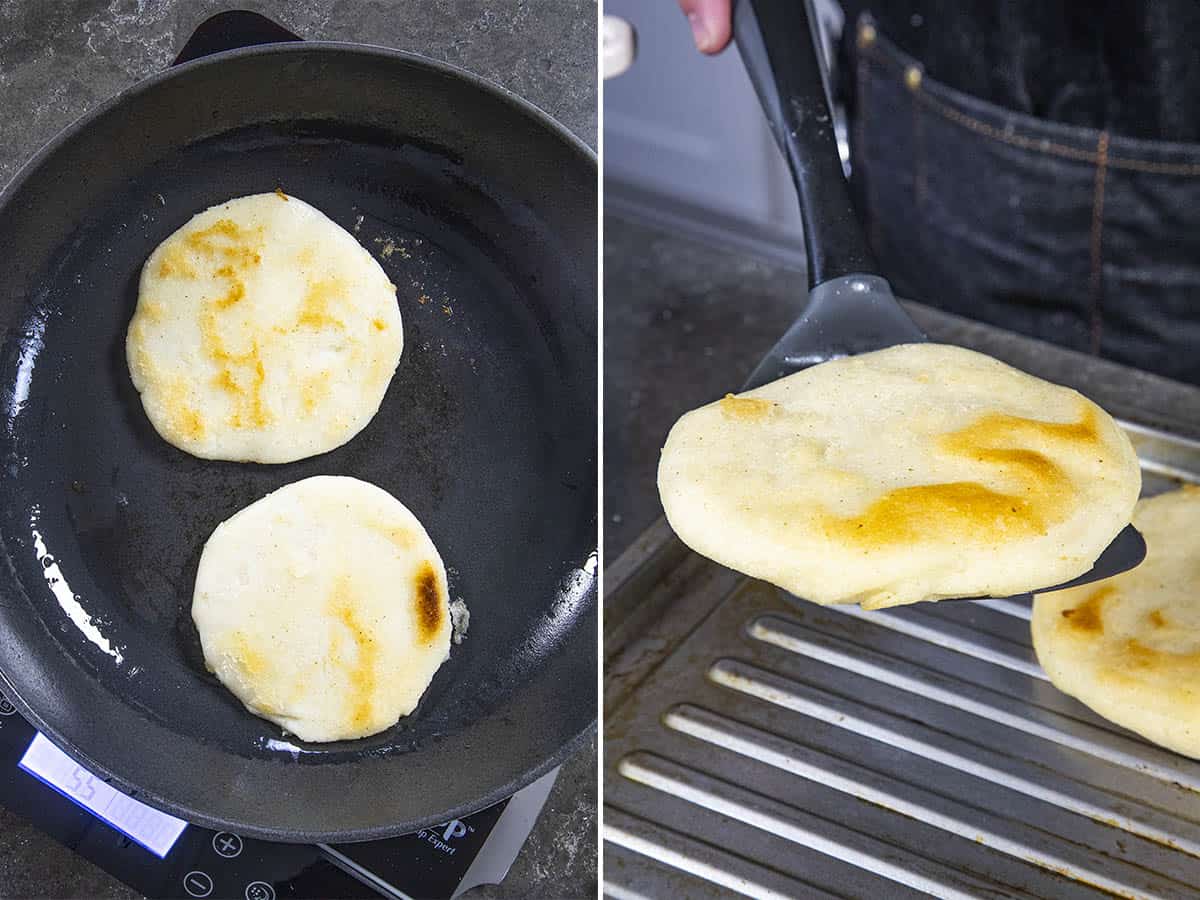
xmin=731 ymin=0 xmax=1144 ymax=594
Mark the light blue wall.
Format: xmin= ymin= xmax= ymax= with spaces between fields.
xmin=604 ymin=1 xmax=805 ymax=244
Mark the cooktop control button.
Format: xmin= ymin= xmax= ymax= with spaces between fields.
xmin=0 ymin=695 xmax=15 ymax=716
xmin=212 ymin=832 xmax=243 ymax=858
xmin=244 ymin=880 xmax=275 ymax=900
xmin=183 ymin=871 xmax=214 ymax=898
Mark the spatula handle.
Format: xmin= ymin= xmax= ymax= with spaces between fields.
xmin=734 ymin=0 xmax=878 ymax=288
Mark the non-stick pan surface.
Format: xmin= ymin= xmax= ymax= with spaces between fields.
xmin=0 ymin=41 xmax=596 ymax=842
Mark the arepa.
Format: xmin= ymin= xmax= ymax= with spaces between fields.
xmin=193 ymin=476 xmax=452 ymax=743
xmin=1033 ymin=487 xmax=1200 ymax=759
xmin=127 ymin=192 xmax=403 ymax=463
xmin=657 ymin=343 xmax=1140 ymax=608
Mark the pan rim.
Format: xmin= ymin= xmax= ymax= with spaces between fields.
xmin=0 ymin=39 xmax=596 ymax=209
xmin=0 ymin=661 xmax=596 ymax=843
xmin=0 ymin=39 xmax=597 ymax=843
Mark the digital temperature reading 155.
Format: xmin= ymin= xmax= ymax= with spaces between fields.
xmin=19 ymin=733 xmax=187 ymax=857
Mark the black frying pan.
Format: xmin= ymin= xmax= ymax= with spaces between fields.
xmin=0 ymin=12 xmax=596 ymax=843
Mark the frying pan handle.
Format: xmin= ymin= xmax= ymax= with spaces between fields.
xmin=733 ymin=0 xmax=879 ymax=288
xmin=172 ymin=10 xmax=302 ymax=67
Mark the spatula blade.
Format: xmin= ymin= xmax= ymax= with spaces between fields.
xmin=991 ymin=522 xmax=1147 ymax=603
xmin=742 ymin=275 xmax=925 ymax=391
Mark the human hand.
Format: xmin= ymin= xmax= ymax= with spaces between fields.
xmin=677 ymin=0 xmax=733 ymax=54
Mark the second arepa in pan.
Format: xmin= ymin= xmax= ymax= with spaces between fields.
xmin=193 ymin=476 xmax=452 ymax=743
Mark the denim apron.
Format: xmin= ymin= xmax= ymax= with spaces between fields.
xmin=845 ymin=15 xmax=1200 ymax=385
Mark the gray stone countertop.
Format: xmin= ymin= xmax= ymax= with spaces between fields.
xmin=0 ymin=3 xmax=596 ymax=898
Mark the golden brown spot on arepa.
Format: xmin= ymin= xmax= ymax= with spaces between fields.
xmin=1120 ymin=637 xmax=1200 ymax=674
xmin=414 ymin=562 xmax=444 ymax=643
xmin=719 ymin=394 xmax=773 ymax=421
xmin=156 ymin=242 xmax=196 ymax=278
xmin=249 ymin=358 xmax=269 ymax=425
xmin=1149 ymin=609 xmax=1169 ymax=628
xmin=328 ymin=576 xmax=378 ymax=732
xmin=199 ymin=306 xmax=246 ymax=363
xmin=157 ymin=216 xmax=273 ymax=432
xmin=368 ymin=521 xmax=415 ymax=550
xmin=184 ymin=218 xmax=263 ymax=269
xmin=1061 ymin=586 xmax=1111 ymax=634
xmin=372 ymin=318 xmax=387 ymax=331
xmin=162 ymin=378 xmax=205 ymax=442
xmin=824 ymin=482 xmax=1044 ymax=547
xmin=230 ymin=631 xmax=269 ymax=678
xmin=212 ymin=369 xmax=241 ymax=398
xmin=1124 ymin=638 xmax=1160 ymax=669
xmin=213 ymin=280 xmax=245 ymax=310
xmin=128 ymin=342 xmax=156 ymax=383
xmin=822 ymin=406 xmax=1097 ymax=548
xmin=173 ymin=406 xmax=205 ymax=441
xmin=297 ymin=278 xmax=347 ymax=330
xmin=200 ymin=312 xmax=271 ymax=430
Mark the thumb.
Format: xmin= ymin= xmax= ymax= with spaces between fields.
xmin=678 ymin=0 xmax=734 ymax=54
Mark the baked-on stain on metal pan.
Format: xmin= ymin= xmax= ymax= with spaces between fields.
xmin=0 ymin=12 xmax=596 ymax=843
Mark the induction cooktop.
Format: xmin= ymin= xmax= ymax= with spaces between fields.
xmin=0 ymin=688 xmax=556 ymax=899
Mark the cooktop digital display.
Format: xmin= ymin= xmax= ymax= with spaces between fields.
xmin=19 ymin=732 xmax=188 ymax=858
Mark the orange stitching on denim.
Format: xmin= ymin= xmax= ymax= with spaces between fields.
xmin=1089 ymin=132 xmax=1109 ymax=355
xmin=862 ymin=44 xmax=1200 ymax=177
xmin=1108 ymin=154 xmax=1200 ymax=176
xmin=917 ymin=87 xmax=1098 ymax=163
